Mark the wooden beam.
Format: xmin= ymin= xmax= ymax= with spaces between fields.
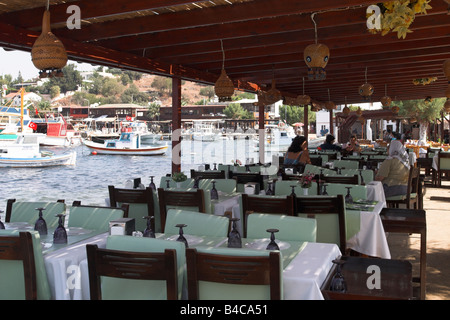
xmin=172 ymin=76 xmax=181 ymax=174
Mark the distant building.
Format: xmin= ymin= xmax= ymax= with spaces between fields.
xmin=4 ymin=91 xmax=42 ymax=107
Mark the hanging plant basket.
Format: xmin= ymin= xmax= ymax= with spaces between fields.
xmin=31 ymin=10 xmax=67 ymax=78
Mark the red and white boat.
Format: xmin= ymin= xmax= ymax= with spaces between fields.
xmin=83 ymin=132 xmax=168 ymax=155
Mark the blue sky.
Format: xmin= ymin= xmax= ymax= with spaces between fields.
xmin=0 ymin=48 xmax=95 ymax=81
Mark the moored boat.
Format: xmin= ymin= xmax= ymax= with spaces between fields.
xmin=83 ymin=131 xmax=168 ymax=155
xmin=0 ymin=134 xmax=77 ymax=168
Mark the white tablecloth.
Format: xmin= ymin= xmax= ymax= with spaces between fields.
xmin=366 ymin=180 xmax=386 ymax=206
xmin=44 ymin=232 xmax=108 ymax=300
xmin=346 ymin=201 xmax=391 ymax=259
xmin=283 ymin=242 xmax=341 ymax=300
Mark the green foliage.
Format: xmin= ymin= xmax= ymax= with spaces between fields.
xmin=223 ymin=103 xmax=253 ymax=119
xmin=172 ymin=171 xmax=187 ymax=182
xmin=46 ymin=64 xmax=83 ymax=93
xmin=151 ymin=76 xmax=172 ymax=94
xmin=49 ymin=85 xmax=60 ymax=99
xmin=101 ymin=77 xmax=125 ymax=97
xmin=279 ymin=104 xmax=316 ymax=125
xmin=121 ymin=83 xmax=150 ymax=105
xmin=199 ymin=86 xmax=215 ymax=100
xmin=395 ymin=98 xmax=446 ymax=123
xmin=147 ymin=102 xmax=161 ymax=120
xmin=232 ymin=91 xmax=256 ymax=101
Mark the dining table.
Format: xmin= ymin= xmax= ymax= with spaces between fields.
xmin=6 ymin=221 xmax=342 ymax=300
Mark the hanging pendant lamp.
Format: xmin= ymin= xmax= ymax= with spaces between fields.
xmin=31 ymin=2 xmax=67 ymax=78
xmin=324 ymin=89 xmax=336 ymax=110
xmin=358 ymin=67 xmax=374 ymax=100
xmin=214 ymin=40 xmax=234 ymax=102
xmin=380 ymin=84 xmax=392 ymax=108
xmin=342 ymin=97 xmax=350 ymax=115
xmin=304 ymin=13 xmax=329 ymax=81
xmin=297 ymin=77 xmax=311 ymax=105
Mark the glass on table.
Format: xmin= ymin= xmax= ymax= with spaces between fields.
xmin=322 ymin=183 xmax=328 ymax=195
xmin=227 ymin=218 xmax=242 ymax=248
xmin=210 ymin=180 xmax=219 ymax=200
xmin=266 ymin=228 xmax=280 ymax=250
xmin=345 ymin=187 xmax=353 ymax=204
xmin=148 ymin=176 xmax=156 ymax=191
xmin=53 ymin=214 xmax=67 ymax=244
xmin=34 ymin=207 xmax=48 ymax=236
xmin=176 ymin=224 xmax=188 ymax=248
xmin=290 ymin=185 xmax=297 ymax=196
xmin=143 ymin=216 xmax=155 ymax=238
xmin=330 ymin=259 xmax=347 ymax=293
xmin=265 ymin=181 xmax=274 ymax=195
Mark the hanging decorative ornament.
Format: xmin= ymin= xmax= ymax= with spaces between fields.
xmin=284 ymin=96 xmax=299 ymax=106
xmin=444 ymin=59 xmax=450 ymax=98
xmin=31 ymin=3 xmax=67 ymax=78
xmin=310 ymin=100 xmax=322 ymax=112
xmin=214 ymin=40 xmax=234 ymax=102
xmin=358 ymin=67 xmax=374 ymax=100
xmin=304 ymin=13 xmax=329 ymax=80
xmin=392 ymin=105 xmax=399 ymax=114
xmin=358 ymin=116 xmax=365 ymax=123
xmin=263 ymin=79 xmax=282 ymax=105
xmin=380 ymin=84 xmax=392 ymax=108
xmin=325 ymin=89 xmax=336 ymax=110
xmin=297 ymin=77 xmax=311 ymax=106
xmin=356 ymin=107 xmax=363 ymax=116
xmin=342 ymin=97 xmax=350 ymax=115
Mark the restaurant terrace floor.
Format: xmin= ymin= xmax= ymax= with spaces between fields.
xmin=389 ymin=179 xmax=450 ymax=300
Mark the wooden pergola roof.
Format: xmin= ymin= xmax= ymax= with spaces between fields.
xmin=1 ymin=0 xmax=449 ymax=105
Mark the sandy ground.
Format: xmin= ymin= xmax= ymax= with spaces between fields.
xmin=386 ymin=179 xmax=450 ymax=300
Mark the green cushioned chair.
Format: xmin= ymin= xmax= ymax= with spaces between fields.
xmin=246 ymin=213 xmax=316 ymax=242
xmin=323 ymin=183 xmax=367 ymax=201
xmin=386 ymin=166 xmax=420 ymax=209
xmin=86 ymin=236 xmax=185 ymax=300
xmin=274 ymin=181 xmax=318 ymax=196
xmin=5 ymin=199 xmax=66 ymax=229
xmin=164 ymin=209 xmax=229 ymax=237
xmin=68 ymin=202 xmax=128 ymax=232
xmin=159 ymin=177 xmax=194 ymax=189
xmin=108 ymin=185 xmax=160 ymax=233
xmin=186 ymin=247 xmax=282 ymax=300
xmin=198 ymin=178 xmax=236 ymax=193
xmin=0 ymin=230 xmax=51 ymax=300
xmin=340 ymin=169 xmax=374 ymax=184
xmin=332 ymin=159 xmax=359 ymax=169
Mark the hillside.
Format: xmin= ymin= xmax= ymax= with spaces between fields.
xmin=134 ymin=74 xmax=209 ymax=106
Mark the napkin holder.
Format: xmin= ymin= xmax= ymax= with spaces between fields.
xmin=244 ymin=182 xmax=260 ymax=195
xmin=109 ymin=218 xmax=135 ymax=235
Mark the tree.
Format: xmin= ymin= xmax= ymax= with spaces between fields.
xmin=50 ymin=85 xmax=60 ymax=99
xmin=46 ymin=64 xmax=83 ymax=93
xmin=147 ymin=102 xmax=161 ymax=120
xmin=279 ymin=104 xmax=316 ymax=125
xmin=121 ymin=84 xmax=150 ymax=105
xmin=395 ymin=98 xmax=446 ymax=143
xmin=151 ymin=76 xmax=172 ymax=94
xmin=101 ymin=77 xmax=125 ymax=97
xmin=199 ymin=86 xmax=215 ymax=101
xmin=223 ymin=103 xmax=252 ymax=119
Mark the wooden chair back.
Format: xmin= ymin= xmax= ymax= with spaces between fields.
xmin=157 ymin=188 xmax=205 ymax=232
xmin=190 ymin=169 xmax=226 ymax=180
xmin=108 ymin=185 xmax=155 ymax=232
xmin=230 ymin=172 xmax=264 ymax=192
xmin=0 ymin=232 xmax=37 ymax=300
xmin=438 ymin=151 xmax=450 ymax=186
xmin=86 ymin=244 xmax=178 ymax=300
xmin=322 ymin=175 xmax=359 ymax=185
xmin=186 ymin=248 xmax=281 ymax=300
xmin=241 ymin=194 xmax=294 ymax=237
xmin=295 ymin=195 xmax=347 ymax=253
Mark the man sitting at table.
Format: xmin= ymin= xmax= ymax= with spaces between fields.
xmin=343 ymin=134 xmax=361 ymax=154
xmin=375 ymin=140 xmax=409 ymax=197
xmin=318 ymin=134 xmax=342 ymax=151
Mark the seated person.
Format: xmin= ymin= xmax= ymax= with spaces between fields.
xmin=343 ymin=135 xmax=361 ymax=154
xmin=375 ymin=140 xmax=410 ymax=197
xmin=284 ymin=135 xmax=311 ymax=165
xmin=318 ymin=134 xmax=342 ymax=151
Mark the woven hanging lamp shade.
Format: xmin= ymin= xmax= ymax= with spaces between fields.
xmin=324 ymin=101 xmax=336 ymax=110
xmin=31 ymin=10 xmax=67 ymax=78
xmin=304 ymin=43 xmax=329 ymax=80
xmin=284 ymin=96 xmax=299 ymax=106
xmin=214 ymin=69 xmax=234 ymax=102
xmin=342 ymin=105 xmax=350 ymax=115
xmin=380 ymin=96 xmax=392 ymax=107
xmin=358 ymin=116 xmax=365 ymax=123
xmin=262 ymin=79 xmax=282 ymax=105
xmin=392 ymin=105 xmax=400 ymax=114
xmin=356 ymin=107 xmax=362 ymax=116
xmin=297 ymin=94 xmax=311 ymax=106
xmin=358 ymin=83 xmax=374 ymax=100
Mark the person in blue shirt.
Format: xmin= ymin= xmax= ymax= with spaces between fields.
xmin=284 ymin=135 xmax=311 ymax=165
xmin=318 ymin=134 xmax=342 ymax=151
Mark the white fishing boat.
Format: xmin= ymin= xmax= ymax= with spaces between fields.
xmin=191 ymin=120 xmax=220 ymax=142
xmin=83 ymin=131 xmax=168 ymax=155
xmin=0 ymin=134 xmax=77 ymax=168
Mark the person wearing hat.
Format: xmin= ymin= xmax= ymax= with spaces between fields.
xmin=318 ymin=134 xmax=342 ymax=151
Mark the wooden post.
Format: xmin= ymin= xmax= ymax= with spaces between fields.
xmin=172 ymin=76 xmax=182 ymax=174
xmin=329 ymin=109 xmax=334 ymax=135
xmin=304 ymin=105 xmax=309 ymax=141
xmin=258 ymin=103 xmax=265 ymax=164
